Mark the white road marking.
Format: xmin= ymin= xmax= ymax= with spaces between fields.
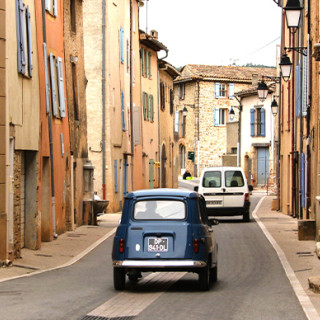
xmin=88 ymin=272 xmax=186 ymax=318
xmin=252 ymin=196 xmax=320 ymax=320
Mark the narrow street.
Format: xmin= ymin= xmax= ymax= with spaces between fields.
xmin=0 ymin=193 xmax=308 ymax=320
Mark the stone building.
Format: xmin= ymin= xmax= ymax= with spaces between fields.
xmin=173 ymin=64 xmax=276 ymax=178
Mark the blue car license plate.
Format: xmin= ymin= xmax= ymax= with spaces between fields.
xmin=148 ymin=238 xmax=168 ymax=252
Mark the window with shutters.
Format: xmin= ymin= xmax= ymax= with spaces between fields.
xmin=45 ymin=0 xmax=58 ymax=17
xmin=140 ymin=48 xmax=151 ymax=78
xmin=49 ymin=53 xmax=66 ymax=118
xmin=214 ymin=108 xmax=227 ymax=126
xmin=16 ymin=0 xmax=33 ymax=78
xmin=214 ymin=82 xmax=234 ymax=99
xmin=250 ymin=107 xmax=265 ymax=137
xmin=178 ymin=84 xmax=185 ymax=100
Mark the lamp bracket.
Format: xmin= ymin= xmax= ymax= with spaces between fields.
xmin=261 ymin=75 xmax=281 ymax=84
xmin=284 ymin=46 xmax=307 ymax=56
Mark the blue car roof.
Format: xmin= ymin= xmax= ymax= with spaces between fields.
xmin=125 ymin=188 xmax=198 ymax=200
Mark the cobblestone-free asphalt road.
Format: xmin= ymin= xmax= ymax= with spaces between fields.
xmin=0 ymin=196 xmax=308 ymax=320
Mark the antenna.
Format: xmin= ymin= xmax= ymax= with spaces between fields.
xmin=146 ymin=0 xmax=149 ymax=34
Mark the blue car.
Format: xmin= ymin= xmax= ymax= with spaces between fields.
xmin=112 ymin=189 xmax=218 ymax=291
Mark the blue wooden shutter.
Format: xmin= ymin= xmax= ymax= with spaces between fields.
xmin=214 ymin=108 xmax=219 ymax=126
xmin=114 ymin=160 xmax=118 ymax=193
xmin=250 ymin=108 xmax=255 ymax=137
xmin=302 ymin=54 xmax=308 ymax=116
xmin=17 ymin=0 xmax=26 ymax=74
xmin=121 ymin=91 xmax=125 ymax=130
xmin=229 ymin=83 xmax=234 ymax=99
xmin=120 ymin=28 xmax=124 ymax=63
xmin=124 ymin=158 xmax=128 ymax=195
xmin=56 ymin=57 xmax=66 ymax=117
xmin=26 ymin=6 xmax=33 ymax=77
xmin=43 ymin=43 xmax=50 ymax=113
xmin=296 ymin=64 xmax=301 ymax=116
xmin=260 ymin=108 xmax=265 ymax=137
xmin=49 ymin=53 xmax=58 ymax=117
xmin=215 ymin=83 xmax=220 ymax=98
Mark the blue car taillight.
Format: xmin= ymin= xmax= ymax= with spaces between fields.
xmin=193 ymin=239 xmax=200 ymax=253
xmin=119 ymin=238 xmax=125 ymax=253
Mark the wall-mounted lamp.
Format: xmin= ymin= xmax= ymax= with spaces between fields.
xmin=182 ymin=106 xmax=188 ymax=117
xmin=284 ymin=0 xmax=303 ymax=34
xmin=257 ymin=80 xmax=269 ymax=102
xmin=229 ymin=107 xmax=235 ymax=121
xmin=279 ymin=53 xmax=292 ymax=82
xmin=271 ymin=98 xmax=278 ymax=116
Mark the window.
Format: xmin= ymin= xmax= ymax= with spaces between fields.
xmin=202 ymin=171 xmax=221 ymax=188
xmin=225 ymin=171 xmax=244 ymax=187
xmin=16 ymin=0 xmax=33 ymax=78
xmin=49 ymin=53 xmax=66 ymax=118
xmin=134 ymin=200 xmax=186 ymax=220
xmin=214 ymin=108 xmax=227 ymax=126
xmin=215 ymin=82 xmax=234 ymax=99
xmin=178 ymin=84 xmax=185 ymax=100
xmin=182 ymin=111 xmax=186 ymax=138
xmin=250 ymin=107 xmax=265 ymax=137
xmin=174 ymin=111 xmax=179 ymax=133
xmin=70 ymin=0 xmax=76 ymax=32
xmin=142 ymin=92 xmax=153 ymax=122
xmin=72 ymin=63 xmax=79 ymax=120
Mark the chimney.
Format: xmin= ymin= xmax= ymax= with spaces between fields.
xmin=150 ymin=30 xmax=158 ymax=40
xmin=252 ymin=73 xmax=258 ymax=87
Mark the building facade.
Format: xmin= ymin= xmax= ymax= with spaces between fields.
xmin=174 ymin=64 xmax=276 ymax=178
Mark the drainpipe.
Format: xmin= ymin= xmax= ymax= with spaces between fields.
xmin=42 ymin=0 xmax=57 ymax=238
xmin=130 ymin=0 xmax=134 ymax=191
xmin=101 ymin=0 xmax=106 ymax=199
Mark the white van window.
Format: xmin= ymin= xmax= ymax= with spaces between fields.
xmin=203 ymin=171 xmax=221 ymax=187
xmin=225 ymin=171 xmax=244 ymax=187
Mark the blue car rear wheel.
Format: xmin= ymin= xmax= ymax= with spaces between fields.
xmin=114 ymin=268 xmax=125 ymax=290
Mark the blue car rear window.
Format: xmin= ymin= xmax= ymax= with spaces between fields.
xmin=133 ymin=200 xmax=186 ymax=220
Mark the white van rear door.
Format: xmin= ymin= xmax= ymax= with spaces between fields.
xmin=223 ymin=169 xmax=245 ymax=208
xmin=201 ymin=170 xmax=224 ymax=208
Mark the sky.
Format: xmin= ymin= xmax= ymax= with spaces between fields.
xmin=139 ymin=0 xmax=282 ymax=68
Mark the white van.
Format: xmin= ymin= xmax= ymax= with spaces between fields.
xmin=194 ymin=167 xmax=253 ymax=222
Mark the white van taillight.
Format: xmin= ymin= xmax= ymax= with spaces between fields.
xmin=119 ymin=238 xmax=125 ymax=253
xmin=245 ymin=193 xmax=250 ymax=202
xmin=193 ymin=239 xmax=200 ymax=253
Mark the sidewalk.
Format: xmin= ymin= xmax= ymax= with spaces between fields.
xmin=0 ymin=212 xmax=121 ymax=282
xmin=1 ymin=193 xmax=320 ymax=317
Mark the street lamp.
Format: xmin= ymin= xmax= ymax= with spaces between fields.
xmin=271 ymin=98 xmax=278 ymax=116
xmin=182 ymin=106 xmax=188 ymax=117
xmin=279 ymin=53 xmax=292 ymax=82
xmin=257 ymin=80 xmax=269 ymax=102
xmin=229 ymin=107 xmax=235 ymax=121
xmin=284 ymin=0 xmax=303 ymax=33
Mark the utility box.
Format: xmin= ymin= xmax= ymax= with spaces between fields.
xmin=298 ymin=220 xmax=316 ymax=241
